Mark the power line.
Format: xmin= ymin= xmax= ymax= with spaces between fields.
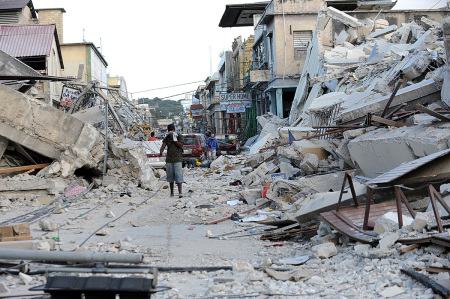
xmin=129 ymin=81 xmax=204 ymax=94
xmin=430 ymin=0 xmax=444 ymax=8
xmin=137 ymin=90 xmax=197 ymax=101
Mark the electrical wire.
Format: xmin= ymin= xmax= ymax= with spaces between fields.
xmin=77 ymin=182 xmax=165 ymax=248
xmin=430 ymin=0 xmax=444 ymax=8
xmin=129 ymin=80 xmax=204 ymax=95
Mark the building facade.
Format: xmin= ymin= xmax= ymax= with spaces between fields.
xmin=61 ymin=42 xmax=108 ymax=86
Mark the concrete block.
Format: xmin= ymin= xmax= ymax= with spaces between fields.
xmin=412 ymin=212 xmax=429 ymax=231
xmin=374 ymin=215 xmax=398 ymax=235
xmin=379 ymin=286 xmax=406 ymax=298
xmin=102 ymin=175 xmax=118 ymax=187
xmin=232 ymin=262 xmax=254 ymax=274
xmin=354 ymin=244 xmax=371 ymax=254
xmin=311 ymin=242 xmax=337 ymax=258
xmin=300 ymin=153 xmax=319 ymax=174
xmin=374 ymin=212 xmax=413 ymax=234
xmin=379 ymin=232 xmax=399 ymax=250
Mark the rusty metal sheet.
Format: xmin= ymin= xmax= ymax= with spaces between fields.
xmin=250 ymin=70 xmax=270 ymax=82
xmin=0 ymin=24 xmax=55 ymax=57
xmin=368 ymin=149 xmax=450 ymax=185
xmin=319 ymin=211 xmax=378 ymax=244
xmin=0 ymin=0 xmax=30 ymax=10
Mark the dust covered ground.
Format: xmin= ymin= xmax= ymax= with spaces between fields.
xmin=0 ymin=167 xmax=447 ymax=298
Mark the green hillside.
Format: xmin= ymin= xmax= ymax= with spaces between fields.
xmin=138 ymin=98 xmax=183 ymax=119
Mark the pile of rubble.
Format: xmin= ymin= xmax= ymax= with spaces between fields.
xmin=191 ymin=11 xmax=450 ymax=294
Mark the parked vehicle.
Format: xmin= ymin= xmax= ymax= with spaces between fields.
xmin=182 ymin=134 xmax=207 ymax=165
xmin=143 ymin=140 xmax=166 ymax=169
xmin=215 ymin=134 xmax=240 ymax=155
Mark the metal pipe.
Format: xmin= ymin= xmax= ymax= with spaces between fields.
xmin=0 ymin=249 xmax=143 ymax=264
xmin=103 ymin=100 xmax=109 ymax=175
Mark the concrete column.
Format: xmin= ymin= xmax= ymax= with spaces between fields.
xmin=270 ymin=90 xmax=277 ymax=115
xmin=276 ymin=88 xmax=283 ymax=118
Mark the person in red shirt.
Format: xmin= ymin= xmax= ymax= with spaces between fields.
xmin=148 ymin=132 xmax=158 ymax=141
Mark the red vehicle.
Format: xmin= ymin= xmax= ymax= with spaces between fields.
xmin=182 ymin=134 xmax=207 ymax=165
xmin=215 ymin=134 xmax=240 ymax=155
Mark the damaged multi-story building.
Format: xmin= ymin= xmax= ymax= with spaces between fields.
xmin=211 ymin=0 xmax=449 ymax=140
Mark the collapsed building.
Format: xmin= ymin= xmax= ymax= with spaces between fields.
xmin=214 ymin=9 xmax=450 ymax=250
xmin=0 ymin=47 xmax=159 ymax=206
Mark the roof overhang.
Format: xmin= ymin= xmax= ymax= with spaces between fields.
xmin=219 ymin=2 xmax=269 ymax=28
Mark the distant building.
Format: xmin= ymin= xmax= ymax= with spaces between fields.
xmin=0 ymin=24 xmax=64 ymax=105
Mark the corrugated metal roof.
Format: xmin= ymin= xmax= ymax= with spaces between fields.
xmin=0 ymin=24 xmax=55 ymax=57
xmin=368 ymin=149 xmax=450 ymax=185
xmin=0 ymin=0 xmax=30 ymax=10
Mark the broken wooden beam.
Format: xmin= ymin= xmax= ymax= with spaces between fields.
xmin=401 ymin=269 xmax=450 ymax=298
xmin=416 ymin=104 xmax=450 ymax=122
xmin=206 ymin=200 xmax=271 ymax=225
xmin=371 ymin=115 xmax=414 ymax=127
xmin=0 ymin=163 xmax=50 ymax=175
xmin=399 ymin=244 xmax=421 ymax=253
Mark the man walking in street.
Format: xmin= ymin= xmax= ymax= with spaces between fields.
xmin=160 ymin=124 xmax=184 ymax=198
xmin=206 ymin=132 xmax=219 ymax=160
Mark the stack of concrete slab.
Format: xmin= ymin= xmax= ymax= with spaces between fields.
xmin=288 ymin=8 xmax=448 ymax=127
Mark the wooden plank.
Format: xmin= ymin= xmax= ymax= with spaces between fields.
xmin=319 ymin=213 xmax=377 ymax=244
xmin=372 ymin=115 xmax=414 ymax=127
xmin=0 ymin=163 xmax=50 ymax=175
xmin=416 ymin=104 xmax=450 ymax=122
xmin=207 ymin=200 xmax=270 ymax=225
xmin=400 ymin=244 xmax=422 ymax=253
xmin=0 ymin=236 xmax=33 ymax=242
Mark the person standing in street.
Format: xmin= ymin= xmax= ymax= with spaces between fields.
xmin=206 ymin=132 xmax=219 ymax=160
xmin=160 ymin=124 xmax=184 ymax=198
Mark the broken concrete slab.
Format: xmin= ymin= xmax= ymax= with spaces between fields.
xmin=348 ymin=123 xmax=450 ymax=178
xmin=366 ymin=25 xmax=398 ymax=39
xmin=249 ymin=133 xmax=273 ymax=155
xmin=0 ymin=176 xmax=67 ymax=195
xmin=339 ymin=79 xmax=441 ymax=123
xmin=110 ymin=138 xmax=158 ymax=190
xmin=294 ymin=180 xmax=366 ymax=222
xmin=0 ymin=85 xmax=105 ymax=178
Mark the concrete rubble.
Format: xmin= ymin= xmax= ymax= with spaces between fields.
xmin=1 ymin=6 xmax=450 ymax=299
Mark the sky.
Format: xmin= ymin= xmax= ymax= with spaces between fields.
xmin=33 ymin=0 xmax=444 ymax=102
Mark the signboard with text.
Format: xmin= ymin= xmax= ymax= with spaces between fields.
xmin=191 ymin=109 xmax=203 ymax=119
xmin=226 ymin=103 xmax=246 ymax=113
xmin=220 ymin=92 xmax=250 ymax=102
xmin=60 ymin=86 xmax=80 ymax=107
xmin=219 ymin=101 xmax=252 ymax=111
